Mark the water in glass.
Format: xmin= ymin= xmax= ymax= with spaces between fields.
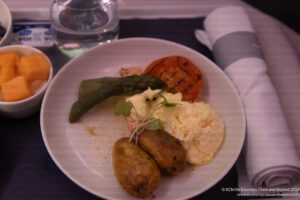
xmin=50 ymin=0 xmax=119 ymax=57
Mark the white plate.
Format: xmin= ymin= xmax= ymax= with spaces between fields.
xmin=40 ymin=38 xmax=245 ymax=200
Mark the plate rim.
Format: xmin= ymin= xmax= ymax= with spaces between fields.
xmin=40 ymin=37 xmax=246 ymax=200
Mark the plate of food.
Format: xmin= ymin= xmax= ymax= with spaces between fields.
xmin=40 ymin=38 xmax=245 ymax=200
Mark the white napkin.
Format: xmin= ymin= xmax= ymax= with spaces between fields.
xmin=196 ymin=6 xmax=300 ymax=190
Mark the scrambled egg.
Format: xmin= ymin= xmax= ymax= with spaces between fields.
xmin=127 ymin=88 xmax=225 ymax=166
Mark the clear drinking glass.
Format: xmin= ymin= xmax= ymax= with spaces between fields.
xmin=50 ymin=0 xmax=119 ymax=57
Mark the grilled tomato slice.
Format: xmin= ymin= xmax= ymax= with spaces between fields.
xmin=144 ymin=56 xmax=203 ymax=102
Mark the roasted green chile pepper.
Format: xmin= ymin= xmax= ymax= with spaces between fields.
xmin=69 ymin=74 xmax=166 ymax=123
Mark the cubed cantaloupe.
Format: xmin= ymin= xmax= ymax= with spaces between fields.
xmin=18 ymin=53 xmax=50 ymax=83
xmin=0 ymin=52 xmax=20 ymax=70
xmin=0 ymin=64 xmax=16 ymax=86
xmin=1 ymin=76 xmax=32 ymax=102
xmin=0 ymin=52 xmax=19 ymax=86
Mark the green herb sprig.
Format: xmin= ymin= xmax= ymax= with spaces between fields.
xmin=114 ymin=91 xmax=180 ymax=144
xmin=114 ymin=99 xmax=133 ymax=117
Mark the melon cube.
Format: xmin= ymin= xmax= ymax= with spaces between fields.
xmin=0 ymin=52 xmax=20 ymax=70
xmin=1 ymin=76 xmax=32 ymax=102
xmin=18 ymin=53 xmax=50 ymax=83
xmin=0 ymin=64 xmax=16 ymax=86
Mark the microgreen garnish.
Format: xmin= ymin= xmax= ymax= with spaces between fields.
xmin=114 ymin=99 xmax=133 ymax=117
xmin=119 ymin=91 xmax=181 ymax=144
xmin=146 ymin=118 xmax=161 ymax=130
xmin=153 ymin=91 xmax=181 ymax=107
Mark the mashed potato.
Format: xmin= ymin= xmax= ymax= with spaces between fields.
xmin=127 ymin=88 xmax=224 ymax=166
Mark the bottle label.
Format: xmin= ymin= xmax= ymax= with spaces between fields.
xmin=13 ymin=21 xmax=54 ymax=48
